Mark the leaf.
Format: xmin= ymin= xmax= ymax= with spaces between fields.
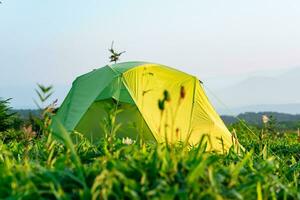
xmin=256 ymin=182 xmax=263 ymax=200
xmin=229 ymin=150 xmax=253 ymax=187
xmin=51 ymin=118 xmax=90 ymax=197
xmin=186 ymin=154 xmax=209 ymax=184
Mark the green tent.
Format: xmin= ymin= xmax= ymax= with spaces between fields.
xmin=52 ymin=61 xmax=236 ymax=152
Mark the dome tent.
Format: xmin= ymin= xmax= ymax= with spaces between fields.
xmin=51 ymin=61 xmax=235 ymax=152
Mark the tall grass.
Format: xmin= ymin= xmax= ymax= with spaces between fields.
xmin=0 ymin=122 xmax=299 ymax=199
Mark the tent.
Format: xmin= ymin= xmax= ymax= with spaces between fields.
xmin=52 ymin=61 xmax=235 ymax=152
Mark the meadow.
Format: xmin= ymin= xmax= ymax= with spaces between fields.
xmin=0 ymin=87 xmax=300 ymax=200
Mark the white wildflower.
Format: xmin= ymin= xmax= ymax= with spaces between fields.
xmin=122 ymin=137 xmax=134 ymax=145
xmin=262 ymin=115 xmax=269 ymax=124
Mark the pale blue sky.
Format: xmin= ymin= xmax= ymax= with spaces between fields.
xmin=1 ymin=0 xmax=300 ymax=108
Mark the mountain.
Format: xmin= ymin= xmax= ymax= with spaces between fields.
xmin=210 ymin=67 xmax=300 ymax=114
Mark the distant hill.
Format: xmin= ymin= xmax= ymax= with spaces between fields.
xmin=217 ymin=103 xmax=300 ymax=115
xmin=213 ymin=67 xmax=300 ymax=110
xmin=12 ymin=109 xmax=41 ymax=119
xmin=221 ymin=112 xmax=300 ymax=130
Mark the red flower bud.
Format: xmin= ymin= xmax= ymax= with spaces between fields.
xmin=180 ymin=86 xmax=185 ymax=99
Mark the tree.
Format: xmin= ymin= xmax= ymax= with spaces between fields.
xmin=0 ymin=98 xmax=15 ymax=132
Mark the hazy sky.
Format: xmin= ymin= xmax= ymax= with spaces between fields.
xmin=1 ymin=0 xmax=300 ymax=108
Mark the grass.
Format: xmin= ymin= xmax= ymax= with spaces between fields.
xmin=0 ymin=120 xmax=299 ymax=199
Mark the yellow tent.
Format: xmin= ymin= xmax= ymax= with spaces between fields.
xmin=52 ymin=62 xmax=236 ymax=152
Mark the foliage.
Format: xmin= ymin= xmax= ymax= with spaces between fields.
xmin=108 ymin=41 xmax=125 ymax=63
xmin=34 ymin=84 xmax=54 ymax=109
xmin=0 ymin=119 xmax=299 ymax=199
xmin=32 ymin=84 xmax=56 ymax=136
xmin=0 ymin=98 xmax=16 ymax=132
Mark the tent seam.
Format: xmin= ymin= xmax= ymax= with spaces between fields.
xmin=185 ymin=77 xmax=197 ymax=143
xmin=70 ymin=67 xmax=119 ymax=131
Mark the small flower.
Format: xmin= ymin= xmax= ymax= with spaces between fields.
xmin=122 ymin=137 xmax=134 ymax=145
xmin=180 ymin=86 xmax=185 ymax=99
xmin=262 ymin=115 xmax=269 ymax=124
xmin=22 ymin=125 xmax=36 ymax=139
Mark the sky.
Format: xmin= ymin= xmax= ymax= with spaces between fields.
xmin=1 ymin=0 xmax=300 ymax=108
